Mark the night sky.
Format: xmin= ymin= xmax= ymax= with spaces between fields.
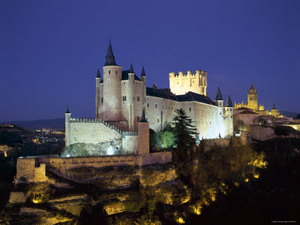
xmin=1 ymin=0 xmax=299 ymax=121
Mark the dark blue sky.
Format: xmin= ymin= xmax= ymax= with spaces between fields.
xmin=1 ymin=0 xmax=299 ymax=121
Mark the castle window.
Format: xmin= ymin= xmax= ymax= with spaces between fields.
xmin=137 ymin=96 xmax=140 ymax=101
xmin=189 ymin=107 xmax=191 ymax=112
xmin=123 ymin=96 xmax=126 ymax=101
xmin=101 ymin=98 xmax=103 ymax=103
xmin=147 ymin=103 xmax=149 ymax=107
xmin=133 ymin=97 xmax=135 ymax=101
xmin=155 ymin=104 xmax=157 ymax=108
xmin=158 ymin=119 xmax=159 ymax=123
xmin=109 ymin=70 xmax=111 ymax=74
xmin=116 ymin=71 xmax=118 ymax=74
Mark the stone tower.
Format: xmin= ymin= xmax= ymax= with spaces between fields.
xmin=215 ymin=87 xmax=224 ymax=107
xmin=224 ymin=95 xmax=233 ymax=136
xmin=100 ymin=41 xmax=123 ymax=120
xmin=247 ymin=84 xmax=259 ymax=111
xmin=65 ymin=105 xmax=71 ymax=147
xmin=169 ymin=70 xmax=207 ymax=96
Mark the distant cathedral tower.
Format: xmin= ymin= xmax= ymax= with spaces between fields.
xmin=247 ymin=84 xmax=259 ymax=111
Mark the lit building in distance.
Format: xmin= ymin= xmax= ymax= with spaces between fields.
xmin=234 ymin=84 xmax=282 ymax=118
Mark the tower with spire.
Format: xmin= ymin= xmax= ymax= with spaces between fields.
xmin=224 ymin=95 xmax=234 ymax=136
xmin=96 ymin=41 xmax=146 ymax=130
xmin=98 ymin=41 xmax=123 ymax=121
xmin=247 ymin=84 xmax=259 ymax=111
xmin=215 ymin=87 xmax=224 ymax=107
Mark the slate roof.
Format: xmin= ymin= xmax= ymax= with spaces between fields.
xmin=104 ymin=41 xmax=117 ymax=66
xmin=226 ymin=95 xmax=233 ymax=107
xmin=146 ymin=87 xmax=215 ymax=105
xmin=122 ymin=70 xmax=141 ymax=81
xmin=215 ymin=87 xmax=223 ymax=100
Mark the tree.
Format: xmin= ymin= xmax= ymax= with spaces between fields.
xmin=172 ymin=109 xmax=197 ymax=183
xmin=172 ymin=108 xmax=197 ymax=151
xmin=158 ymin=124 xmax=175 ymax=149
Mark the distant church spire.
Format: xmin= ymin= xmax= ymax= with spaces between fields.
xmin=65 ymin=105 xmax=70 ymax=113
xmin=104 ymin=41 xmax=117 ymax=66
xmin=226 ymin=95 xmax=233 ymax=107
xmin=129 ymin=63 xmax=134 ymax=73
xmin=96 ymin=68 xmax=101 ymax=78
xmin=215 ymin=87 xmax=223 ymax=100
xmin=141 ymin=66 xmax=146 ymax=77
xmin=140 ymin=108 xmax=147 ymax=122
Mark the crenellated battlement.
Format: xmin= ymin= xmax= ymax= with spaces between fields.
xmin=69 ymin=117 xmax=136 ymax=136
xmin=169 ymin=70 xmax=206 ymax=78
xmin=169 ymin=69 xmax=207 ymax=96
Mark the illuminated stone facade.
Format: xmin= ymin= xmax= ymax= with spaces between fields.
xmin=65 ymin=42 xmax=234 ymax=155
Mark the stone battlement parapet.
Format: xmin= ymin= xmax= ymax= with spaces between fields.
xmin=169 ymin=70 xmax=207 ymax=78
xmin=69 ymin=118 xmax=136 ymax=136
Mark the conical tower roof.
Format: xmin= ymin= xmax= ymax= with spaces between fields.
xmin=96 ymin=68 xmax=101 ymax=78
xmin=249 ymin=84 xmax=255 ymax=90
xmin=141 ymin=66 xmax=146 ymax=77
xmin=215 ymin=87 xmax=223 ymax=100
xmin=129 ymin=63 xmax=134 ymax=73
xmin=65 ymin=105 xmax=70 ymax=113
xmin=226 ymin=95 xmax=233 ymax=107
xmin=104 ymin=41 xmax=117 ymax=66
xmin=140 ymin=108 xmax=147 ymax=122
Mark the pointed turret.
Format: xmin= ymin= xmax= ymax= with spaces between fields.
xmin=215 ymin=87 xmax=224 ymax=107
xmin=65 ymin=105 xmax=70 ymax=113
xmin=129 ymin=63 xmax=134 ymax=73
xmin=226 ymin=95 xmax=233 ymax=107
xmin=104 ymin=41 xmax=117 ymax=66
xmin=141 ymin=66 xmax=146 ymax=77
xmin=140 ymin=108 xmax=147 ymax=122
xmin=65 ymin=105 xmax=71 ymax=147
xmin=96 ymin=68 xmax=101 ymax=78
xmin=272 ymin=104 xmax=277 ymax=109
xmin=215 ymin=87 xmax=223 ymax=100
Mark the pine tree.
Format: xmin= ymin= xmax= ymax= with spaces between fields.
xmin=172 ymin=108 xmax=197 ymax=184
xmin=172 ymin=108 xmax=197 ymax=150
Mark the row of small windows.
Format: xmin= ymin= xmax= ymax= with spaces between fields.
xmin=100 ymin=96 xmax=140 ymax=103
xmin=122 ymin=96 xmax=140 ymax=101
xmin=108 ymin=70 xmax=118 ymax=74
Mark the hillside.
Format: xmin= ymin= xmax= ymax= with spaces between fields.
xmin=1 ymin=118 xmax=65 ymax=130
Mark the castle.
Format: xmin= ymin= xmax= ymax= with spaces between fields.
xmin=64 ymin=42 xmax=234 ymax=156
xmin=234 ymin=84 xmax=281 ymax=118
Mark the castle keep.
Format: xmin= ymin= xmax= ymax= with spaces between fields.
xmin=64 ymin=42 xmax=234 ymax=156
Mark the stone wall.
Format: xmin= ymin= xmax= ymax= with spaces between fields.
xmin=15 ymin=158 xmax=47 ymax=183
xmin=201 ymin=138 xmax=231 ymax=151
xmin=15 ymin=151 xmax=172 ymax=184
xmin=68 ymin=120 xmax=123 ymax=146
xmin=37 ymin=155 xmax=138 ymax=172
xmin=138 ymin=152 xmax=172 ymax=166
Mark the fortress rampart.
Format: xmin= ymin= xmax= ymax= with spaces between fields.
xmin=15 ymin=152 xmax=172 ymax=184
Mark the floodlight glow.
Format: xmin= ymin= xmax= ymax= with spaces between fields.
xmin=107 ymin=146 xmax=114 ymax=155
